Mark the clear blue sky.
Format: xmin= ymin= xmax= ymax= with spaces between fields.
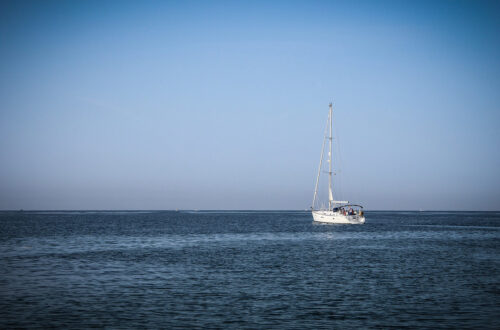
xmin=1 ymin=0 xmax=499 ymax=210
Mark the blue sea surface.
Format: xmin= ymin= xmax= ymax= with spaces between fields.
xmin=0 ymin=211 xmax=499 ymax=328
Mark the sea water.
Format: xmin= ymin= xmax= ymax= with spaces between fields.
xmin=0 ymin=211 xmax=499 ymax=328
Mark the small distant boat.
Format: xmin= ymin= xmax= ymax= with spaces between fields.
xmin=311 ymin=103 xmax=365 ymax=224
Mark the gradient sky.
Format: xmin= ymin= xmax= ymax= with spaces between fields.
xmin=1 ymin=0 xmax=499 ymax=210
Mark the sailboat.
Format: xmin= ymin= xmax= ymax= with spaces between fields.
xmin=311 ymin=103 xmax=365 ymax=224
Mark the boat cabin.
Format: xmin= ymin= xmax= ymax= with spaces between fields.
xmin=332 ymin=204 xmax=364 ymax=216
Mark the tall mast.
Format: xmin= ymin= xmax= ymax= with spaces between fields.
xmin=328 ymin=102 xmax=333 ymax=210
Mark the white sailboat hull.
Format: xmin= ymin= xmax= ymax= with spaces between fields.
xmin=312 ymin=210 xmax=365 ymax=224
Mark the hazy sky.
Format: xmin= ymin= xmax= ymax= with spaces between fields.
xmin=1 ymin=0 xmax=499 ymax=210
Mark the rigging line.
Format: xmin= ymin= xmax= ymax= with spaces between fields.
xmin=333 ymin=110 xmax=344 ymax=202
xmin=312 ymin=110 xmax=330 ymax=209
xmin=333 ymin=110 xmax=360 ymax=203
xmin=328 ymin=103 xmax=333 ymax=210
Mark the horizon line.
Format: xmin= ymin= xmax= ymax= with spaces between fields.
xmin=1 ymin=209 xmax=498 ymax=212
